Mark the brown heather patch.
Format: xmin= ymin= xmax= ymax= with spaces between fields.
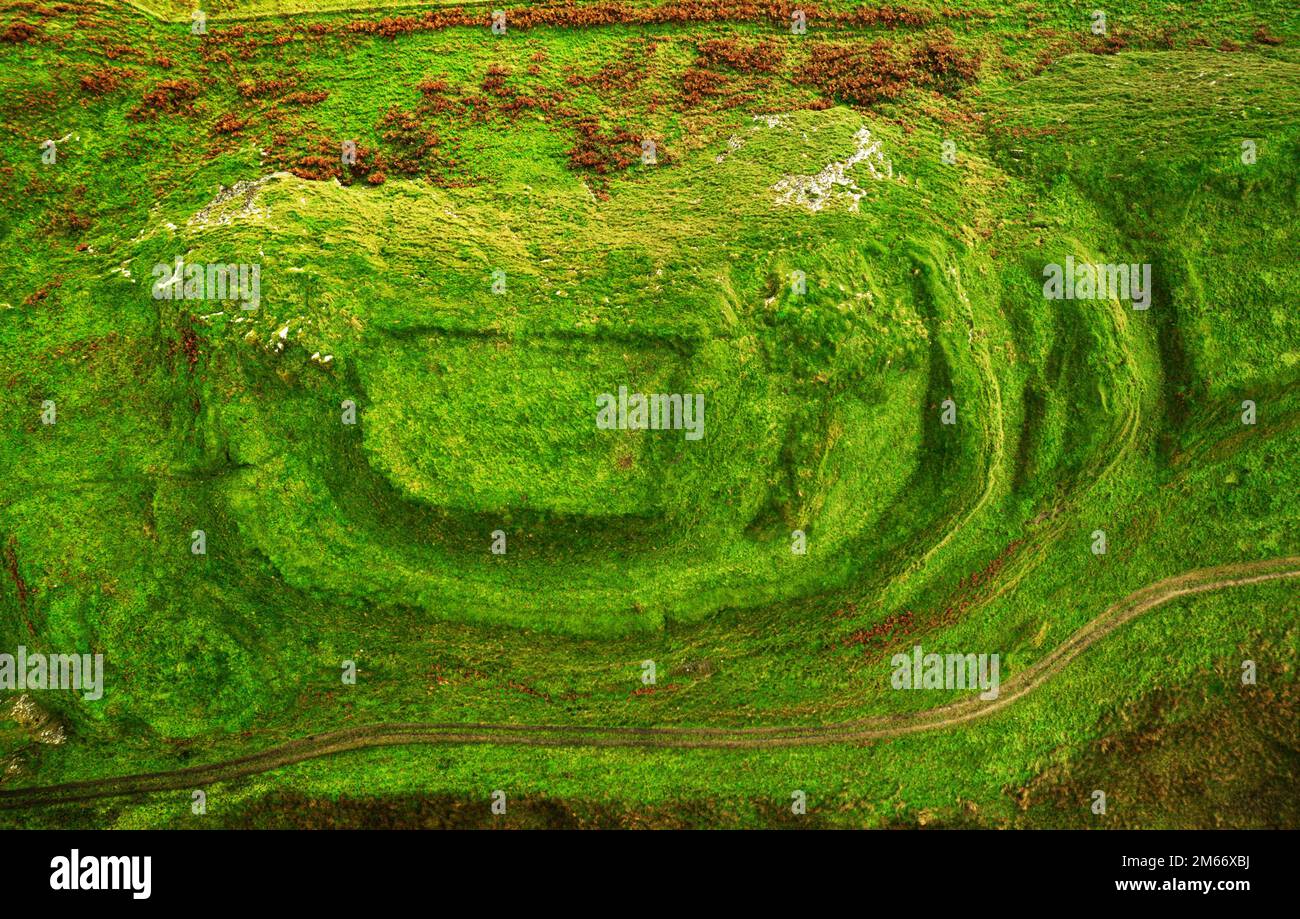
xmin=129 ymin=78 xmax=201 ymax=120
xmin=204 ymin=48 xmax=234 ymax=70
xmin=696 ymin=36 xmax=784 ymax=73
xmin=46 ymin=184 xmax=92 ymax=235
xmin=238 ymin=77 xmax=300 ymax=99
xmin=566 ymin=54 xmax=642 ymax=91
xmin=837 ymin=610 xmax=917 ymax=654
xmin=212 ymin=112 xmax=250 ymax=135
xmin=269 ymin=105 xmax=460 ymax=185
xmin=173 ymin=8 xmax=986 ymax=191
xmin=215 ymin=789 xmax=834 ymax=829
xmin=681 ymin=65 xmax=731 ymax=106
xmin=180 ymin=324 xmax=201 ymax=373
xmin=4 ymin=537 xmax=35 ymax=637
xmin=798 ymin=33 xmax=980 ymax=106
xmin=21 ymin=276 xmax=61 ymax=307
xmin=376 ymin=106 xmax=446 ymax=174
xmin=0 ymin=20 xmax=38 ymax=42
xmin=280 ymin=89 xmax=329 ymax=106
xmin=99 ymin=42 xmax=139 ymax=60
xmin=286 ymin=151 xmax=346 ymax=183
xmin=78 ymin=65 xmax=134 ymax=95
xmin=1031 ymin=26 xmax=1137 ymax=72
xmin=199 ymin=29 xmax=259 ymax=63
xmin=565 ymin=115 xmax=641 ymax=175
xmin=564 ymin=36 xmax=661 ymax=93
xmin=262 ymin=131 xmax=349 ymax=183
xmin=48 ymin=207 xmax=91 ymax=234
xmin=416 ymin=77 xmax=461 ymax=115
xmin=630 ymin=683 xmax=679 ymax=698
xmin=923 ymin=537 xmax=1026 ymax=632
xmin=217 ymin=3 xmax=937 ymax=56
xmin=1084 ymin=31 xmax=1129 ymax=54
xmin=681 ymin=36 xmax=784 ymax=110
xmin=457 ymin=2 xmax=934 ymax=33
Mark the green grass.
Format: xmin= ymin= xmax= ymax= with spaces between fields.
xmin=1 ymin=0 xmax=1298 ymax=827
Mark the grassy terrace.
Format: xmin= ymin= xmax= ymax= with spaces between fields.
xmin=0 ymin=0 xmax=1298 ymax=827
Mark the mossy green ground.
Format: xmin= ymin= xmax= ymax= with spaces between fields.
xmin=1 ymin=1 xmax=1298 ymax=827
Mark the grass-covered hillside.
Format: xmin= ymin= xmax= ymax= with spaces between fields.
xmin=0 ymin=0 xmax=1297 ymax=828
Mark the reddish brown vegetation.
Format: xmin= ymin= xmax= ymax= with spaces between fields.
xmin=929 ymin=538 xmax=1026 ymax=629
xmin=681 ymin=66 xmax=730 ymax=106
xmin=4 ymin=538 xmax=35 ymax=637
xmin=21 ymin=277 xmax=61 ymax=307
xmin=630 ymin=683 xmax=679 ymax=697
xmin=129 ymin=79 xmax=201 ymax=120
xmin=78 ymin=65 xmax=134 ymax=95
xmin=680 ymin=36 xmax=782 ymax=108
xmin=565 ymin=37 xmax=661 ymax=93
xmin=696 ymin=36 xmax=783 ymax=73
xmin=566 ymin=55 xmax=641 ymax=91
xmin=100 ymin=43 xmax=139 ymax=60
xmin=48 ymin=203 xmax=92 ymax=235
xmin=274 ymin=104 xmax=455 ymax=184
xmin=798 ymin=33 xmax=980 ymax=105
xmin=1085 ymin=32 xmax=1128 ymax=54
xmin=0 ymin=21 xmax=38 ymax=43
xmin=340 ymin=3 xmax=933 ymax=38
xmin=280 ymin=90 xmax=329 ymax=105
xmin=212 ymin=112 xmax=250 ymax=135
xmin=163 ymin=318 xmax=202 ymax=374
xmin=288 ymin=152 xmax=345 ymax=182
xmin=566 ymin=116 xmax=641 ymax=175
xmin=238 ymin=77 xmax=299 ymax=99
xmin=171 ymin=5 xmax=984 ymax=192
xmin=377 ymin=106 xmax=444 ymax=174
xmin=181 ymin=325 xmax=200 ymax=373
xmin=416 ymin=77 xmax=462 ymax=115
xmin=838 ymin=611 xmax=916 ymax=653
xmin=909 ymin=33 xmax=983 ymax=92
xmin=507 ymin=680 xmax=550 ymax=702
xmin=191 ymin=2 xmax=938 ymax=61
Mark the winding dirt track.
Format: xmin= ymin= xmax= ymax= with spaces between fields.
xmin=2 ymin=557 xmax=1296 ymax=810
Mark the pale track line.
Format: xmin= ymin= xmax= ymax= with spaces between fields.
xmin=1 ymin=556 xmax=1295 ymax=810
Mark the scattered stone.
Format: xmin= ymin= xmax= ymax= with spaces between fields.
xmin=772 ymin=126 xmax=894 ymax=212
xmin=4 ymin=694 xmax=66 ymax=745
